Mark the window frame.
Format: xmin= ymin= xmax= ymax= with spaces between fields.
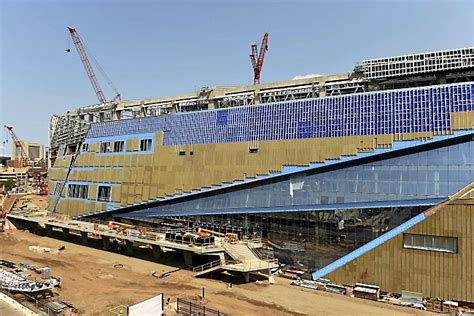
xmin=100 ymin=141 xmax=111 ymax=153
xmin=54 ymin=182 xmax=63 ymax=196
xmin=97 ymin=185 xmax=111 ymax=202
xmin=67 ymin=184 xmax=89 ymax=199
xmin=81 ymin=143 xmax=89 ymax=152
xmin=403 ymin=233 xmax=458 ymax=254
xmin=140 ymin=138 xmax=152 ymax=151
xmin=113 ymin=141 xmax=125 ymax=153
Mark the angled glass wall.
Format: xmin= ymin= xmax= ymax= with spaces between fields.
xmin=186 ymin=205 xmax=430 ymax=271
xmin=130 ymin=140 xmax=473 ymax=216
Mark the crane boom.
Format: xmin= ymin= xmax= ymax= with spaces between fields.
xmin=4 ymin=125 xmax=29 ymax=167
xmin=249 ymin=32 xmax=269 ymax=85
xmin=68 ymin=27 xmax=108 ymax=105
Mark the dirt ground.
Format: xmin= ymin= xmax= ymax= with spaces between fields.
xmin=0 ymin=300 xmax=23 ymax=316
xmin=0 ymin=230 xmax=436 ymax=316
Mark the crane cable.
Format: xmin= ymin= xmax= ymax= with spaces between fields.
xmin=82 ymin=40 xmax=121 ymax=100
xmin=65 ymin=28 xmax=121 ymax=101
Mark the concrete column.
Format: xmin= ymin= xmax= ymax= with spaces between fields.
xmin=81 ymin=232 xmax=88 ymax=244
xmin=102 ymin=236 xmax=110 ymax=249
xmin=182 ymin=250 xmax=193 ymax=267
xmin=152 ymin=245 xmax=162 ymax=260
xmin=125 ymin=240 xmax=134 ymax=255
xmin=268 ymin=269 xmax=275 ymax=284
xmin=62 ymin=228 xmax=69 ymax=239
xmin=46 ymin=225 xmax=53 ymax=236
xmin=244 ymin=272 xmax=250 ymax=283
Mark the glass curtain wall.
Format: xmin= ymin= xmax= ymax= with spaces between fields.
xmin=139 ymin=140 xmax=473 ymax=215
xmin=189 ymin=206 xmax=429 ymax=271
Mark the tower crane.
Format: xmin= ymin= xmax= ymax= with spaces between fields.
xmin=67 ymin=27 xmax=121 ymax=104
xmin=249 ymin=32 xmax=269 ymax=85
xmin=4 ymin=125 xmax=29 ymax=167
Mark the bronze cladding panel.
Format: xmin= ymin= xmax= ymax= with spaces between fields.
xmin=326 ymin=199 xmax=474 ymax=303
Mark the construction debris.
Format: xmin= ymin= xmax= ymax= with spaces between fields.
xmin=29 ymin=245 xmax=60 ymax=255
xmin=353 ymin=283 xmax=380 ymax=301
xmin=0 ymin=268 xmax=60 ymax=293
xmin=400 ymin=290 xmax=425 ymax=310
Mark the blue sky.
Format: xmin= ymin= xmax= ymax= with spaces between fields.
xmin=1 ymin=0 xmax=473 ymax=156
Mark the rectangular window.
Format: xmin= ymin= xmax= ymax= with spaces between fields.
xmin=100 ymin=142 xmax=111 ymax=153
xmin=113 ymin=141 xmax=124 ymax=152
xmin=403 ymin=233 xmax=458 ymax=253
xmin=67 ymin=184 xmax=88 ymax=199
xmin=54 ymin=182 xmax=63 ymax=196
xmin=81 ymin=143 xmax=89 ymax=152
xmin=97 ymin=185 xmax=111 ymax=202
xmin=140 ymin=139 xmax=152 ymax=151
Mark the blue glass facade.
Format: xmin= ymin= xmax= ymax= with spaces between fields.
xmin=86 ymin=82 xmax=474 ymax=145
xmin=127 ymin=140 xmax=473 ymax=216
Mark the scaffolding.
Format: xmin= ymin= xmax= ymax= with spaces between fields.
xmin=324 ymin=80 xmax=367 ymax=96
xmin=355 ymin=47 xmax=474 ymax=80
xmin=259 ymin=84 xmax=319 ymax=103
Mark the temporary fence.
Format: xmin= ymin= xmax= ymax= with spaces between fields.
xmin=177 ymin=298 xmax=226 ymax=316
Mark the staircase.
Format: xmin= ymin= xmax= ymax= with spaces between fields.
xmin=223 ymin=242 xmax=278 ymax=272
xmin=191 ymin=242 xmax=278 ymax=278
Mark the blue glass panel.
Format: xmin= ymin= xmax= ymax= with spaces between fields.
xmin=86 ymin=83 xmax=474 ymax=146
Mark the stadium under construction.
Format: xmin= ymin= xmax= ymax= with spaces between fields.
xmin=46 ymin=47 xmax=474 ymax=303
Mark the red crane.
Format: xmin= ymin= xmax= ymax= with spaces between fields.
xmin=4 ymin=125 xmax=29 ymax=167
xmin=67 ymin=27 xmax=121 ymax=104
xmin=249 ymin=32 xmax=269 ymax=85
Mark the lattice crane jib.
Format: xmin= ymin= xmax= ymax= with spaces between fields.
xmin=4 ymin=125 xmax=29 ymax=167
xmin=249 ymin=32 xmax=269 ymax=85
xmin=67 ymin=27 xmax=121 ymax=104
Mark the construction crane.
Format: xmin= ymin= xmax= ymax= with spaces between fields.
xmin=67 ymin=26 xmax=121 ymax=104
xmin=3 ymin=125 xmax=29 ymax=167
xmin=249 ymin=32 xmax=269 ymax=85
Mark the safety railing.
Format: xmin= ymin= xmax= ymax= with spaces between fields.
xmin=192 ymin=259 xmax=222 ymax=273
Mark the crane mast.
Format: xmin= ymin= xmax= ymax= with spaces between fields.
xmin=249 ymin=32 xmax=269 ymax=85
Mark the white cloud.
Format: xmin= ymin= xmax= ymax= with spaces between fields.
xmin=291 ymin=74 xmax=324 ymax=80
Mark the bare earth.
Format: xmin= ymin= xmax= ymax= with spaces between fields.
xmin=0 ymin=230 xmax=434 ymax=316
xmin=0 ymin=300 xmax=23 ymax=316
